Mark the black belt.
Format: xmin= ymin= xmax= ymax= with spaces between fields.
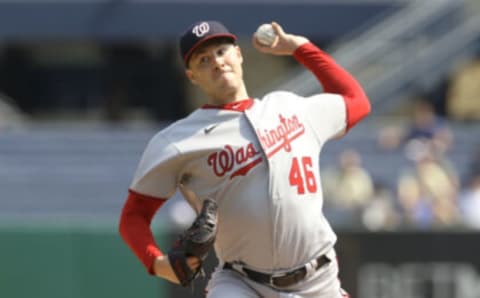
xmin=223 ymin=255 xmax=330 ymax=288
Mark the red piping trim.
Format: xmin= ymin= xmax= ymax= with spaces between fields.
xmin=201 ymin=98 xmax=253 ymax=111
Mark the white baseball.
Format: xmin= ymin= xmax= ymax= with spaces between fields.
xmin=255 ymin=24 xmax=277 ymax=46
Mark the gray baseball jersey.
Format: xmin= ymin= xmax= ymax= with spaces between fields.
xmin=130 ymin=90 xmax=346 ymax=272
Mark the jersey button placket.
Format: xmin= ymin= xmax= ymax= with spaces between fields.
xmin=267 ymin=158 xmax=281 ymax=201
xmin=244 ymin=109 xmax=279 ymax=202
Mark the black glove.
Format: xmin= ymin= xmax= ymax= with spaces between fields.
xmin=168 ymin=198 xmax=218 ymax=287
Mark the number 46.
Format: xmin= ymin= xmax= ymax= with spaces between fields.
xmin=289 ymin=156 xmax=318 ymax=194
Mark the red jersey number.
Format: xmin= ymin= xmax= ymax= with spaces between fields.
xmin=289 ymin=156 xmax=318 ymax=194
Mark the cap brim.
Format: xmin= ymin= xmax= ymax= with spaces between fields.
xmin=184 ymin=33 xmax=237 ymax=65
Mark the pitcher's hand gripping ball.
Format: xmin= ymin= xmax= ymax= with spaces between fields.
xmin=168 ymin=198 xmax=218 ymax=287
xmin=255 ymin=23 xmax=278 ymax=46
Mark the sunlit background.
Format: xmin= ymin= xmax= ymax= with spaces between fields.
xmin=1 ymin=1 xmax=480 ymax=297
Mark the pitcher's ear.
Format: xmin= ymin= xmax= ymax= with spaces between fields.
xmin=186 ymin=69 xmax=198 ymax=85
xmin=236 ymin=45 xmax=243 ymax=63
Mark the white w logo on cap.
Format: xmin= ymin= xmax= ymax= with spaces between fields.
xmin=192 ymin=22 xmax=210 ymax=37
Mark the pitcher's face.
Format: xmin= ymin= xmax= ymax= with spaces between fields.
xmin=186 ymin=42 xmax=244 ymax=103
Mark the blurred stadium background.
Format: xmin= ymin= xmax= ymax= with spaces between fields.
xmin=1 ymin=0 xmax=480 ymax=297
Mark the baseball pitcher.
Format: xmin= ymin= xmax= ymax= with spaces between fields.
xmin=119 ymin=20 xmax=371 ymax=297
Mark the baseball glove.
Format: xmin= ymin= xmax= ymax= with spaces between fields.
xmin=168 ymin=198 xmax=218 ymax=287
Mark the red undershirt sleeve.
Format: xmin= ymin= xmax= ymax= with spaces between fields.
xmin=293 ymin=42 xmax=371 ymax=130
xmin=118 ymin=190 xmax=167 ymax=275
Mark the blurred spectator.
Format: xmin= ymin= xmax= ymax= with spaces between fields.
xmin=362 ymin=183 xmax=399 ymax=231
xmin=322 ymin=149 xmax=375 ymax=226
xmin=407 ymin=99 xmax=449 ymax=141
xmin=397 ymin=140 xmax=460 ymax=229
xmin=407 ymin=140 xmax=459 ymax=198
xmin=378 ymin=98 xmax=453 ymax=153
xmin=458 ymin=175 xmax=480 ymax=229
xmin=465 ymin=144 xmax=480 ymax=183
xmin=446 ymin=54 xmax=480 ymax=121
xmin=323 ymin=149 xmax=375 ymax=209
xmin=396 ymin=174 xmax=433 ymax=229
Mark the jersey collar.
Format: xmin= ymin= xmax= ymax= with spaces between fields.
xmin=201 ymin=98 xmax=254 ymax=112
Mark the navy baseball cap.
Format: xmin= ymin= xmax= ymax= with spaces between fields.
xmin=180 ymin=20 xmax=237 ymax=66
